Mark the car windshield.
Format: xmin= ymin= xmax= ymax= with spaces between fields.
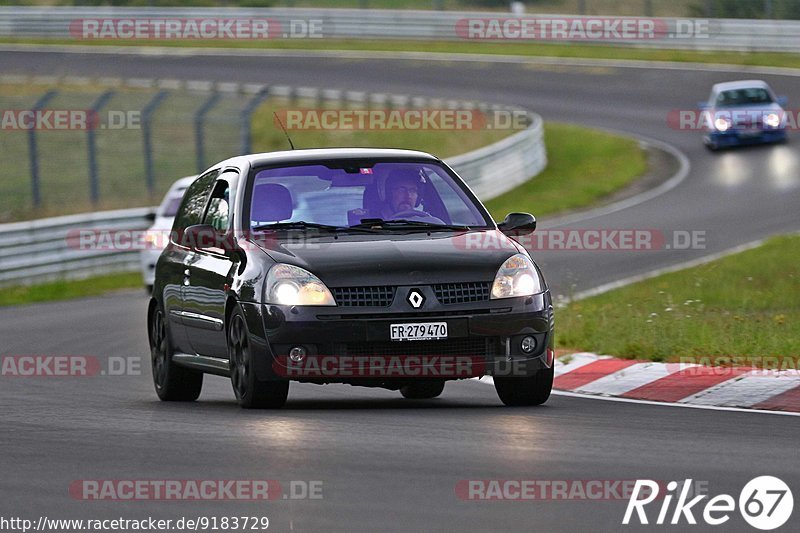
xmin=249 ymin=161 xmax=492 ymax=231
xmin=715 ymin=88 xmax=774 ymax=107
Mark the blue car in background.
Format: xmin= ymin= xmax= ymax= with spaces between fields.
xmin=702 ymin=80 xmax=788 ymax=151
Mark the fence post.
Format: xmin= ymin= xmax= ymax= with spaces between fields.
xmin=240 ymin=86 xmax=270 ymax=155
xmin=27 ymin=89 xmax=58 ymax=210
xmin=195 ymin=92 xmax=221 ymax=174
xmin=141 ymin=89 xmax=169 ymax=199
xmin=87 ymin=90 xmax=115 ymax=206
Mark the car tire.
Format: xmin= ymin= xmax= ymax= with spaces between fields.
xmin=399 ymin=380 xmax=445 ymax=399
xmin=228 ymin=306 xmax=289 ymax=409
xmin=149 ymin=302 xmax=203 ymax=402
xmin=494 ymin=365 xmax=554 ymax=406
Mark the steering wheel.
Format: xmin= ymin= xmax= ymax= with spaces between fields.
xmin=390 ymin=209 xmax=432 ymax=219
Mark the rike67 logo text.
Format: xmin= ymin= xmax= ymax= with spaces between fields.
xmin=624 ymin=477 xmax=793 ymax=530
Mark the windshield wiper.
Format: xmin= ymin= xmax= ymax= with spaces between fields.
xmin=350 ymin=218 xmax=472 ymax=231
xmin=252 ymin=221 xmax=378 ymax=233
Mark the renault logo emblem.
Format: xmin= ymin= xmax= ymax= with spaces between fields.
xmin=407 ymin=289 xmax=425 ymax=309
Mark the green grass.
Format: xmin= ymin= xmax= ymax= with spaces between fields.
xmin=0 ymin=272 xmax=143 ymax=307
xmin=484 ymin=122 xmax=647 ymax=220
xmin=557 ymin=235 xmax=800 ymax=361
xmin=5 ymin=37 xmax=800 ymax=70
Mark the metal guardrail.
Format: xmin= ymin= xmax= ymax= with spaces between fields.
xmin=0 ymin=85 xmax=545 ymax=285
xmin=2 ymin=7 xmax=800 ymax=52
xmin=0 ymin=207 xmax=151 ymax=284
xmin=449 ymin=114 xmax=545 ymax=201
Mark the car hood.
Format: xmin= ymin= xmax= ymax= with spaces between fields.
xmin=249 ymin=229 xmax=523 ymax=286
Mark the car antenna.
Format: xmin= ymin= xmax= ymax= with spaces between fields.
xmin=273 ymin=112 xmax=295 ymax=150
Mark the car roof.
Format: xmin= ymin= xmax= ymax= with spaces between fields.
xmin=214 ymin=148 xmax=440 ymax=171
xmin=712 ymin=80 xmax=771 ymax=93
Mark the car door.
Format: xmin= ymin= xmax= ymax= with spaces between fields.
xmin=162 ymin=170 xmax=218 ymax=355
xmin=183 ymin=172 xmax=239 ymax=359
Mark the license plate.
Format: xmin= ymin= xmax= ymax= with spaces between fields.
xmin=390 ymin=322 xmax=448 ymax=341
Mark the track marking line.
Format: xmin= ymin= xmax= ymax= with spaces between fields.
xmin=472 ymin=377 xmax=800 ymax=417
xmin=552 ymin=389 xmax=800 ymax=417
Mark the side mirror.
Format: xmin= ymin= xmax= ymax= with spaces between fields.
xmin=777 ymin=95 xmax=788 ymax=107
xmin=182 ymin=224 xmax=221 ymax=250
xmin=697 ymin=101 xmax=709 ymax=110
xmin=144 ymin=211 xmax=156 ymax=223
xmin=497 ymin=212 xmax=536 ymax=237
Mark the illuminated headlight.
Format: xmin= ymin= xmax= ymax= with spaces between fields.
xmin=764 ymin=112 xmax=782 ymax=128
xmin=714 ymin=117 xmax=731 ymax=132
xmin=490 ymin=253 xmax=543 ymax=299
xmin=266 ymin=264 xmax=336 ymax=306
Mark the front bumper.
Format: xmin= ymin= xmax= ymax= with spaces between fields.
xmin=705 ymin=128 xmax=786 ymax=148
xmin=241 ymin=290 xmax=554 ymax=383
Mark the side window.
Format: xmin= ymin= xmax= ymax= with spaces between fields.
xmin=172 ymin=170 xmax=218 ymax=234
xmin=427 ymin=170 xmax=484 ymax=226
xmin=204 ymin=179 xmax=230 ymax=232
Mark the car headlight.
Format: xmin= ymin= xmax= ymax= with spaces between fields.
xmin=266 ymin=264 xmax=336 ymax=306
xmin=490 ymin=253 xmax=543 ymax=299
xmin=764 ymin=112 xmax=782 ymax=128
xmin=714 ymin=117 xmax=731 ymax=132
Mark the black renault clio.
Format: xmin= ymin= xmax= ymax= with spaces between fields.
xmin=148 ymin=148 xmax=554 ymax=408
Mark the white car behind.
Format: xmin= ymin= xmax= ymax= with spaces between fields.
xmin=140 ymin=176 xmax=197 ymax=292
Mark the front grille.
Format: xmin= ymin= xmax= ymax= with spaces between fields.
xmin=317 ymin=308 xmax=507 ymax=320
xmin=331 ymin=286 xmax=395 ymax=307
xmin=344 ymin=338 xmax=496 ymax=357
xmin=733 ymin=116 xmax=761 ymax=128
xmin=433 ymin=282 xmax=491 ymax=305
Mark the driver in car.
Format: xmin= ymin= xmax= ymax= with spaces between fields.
xmin=380 ymin=168 xmax=444 ymax=223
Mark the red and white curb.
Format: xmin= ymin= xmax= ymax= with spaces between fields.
xmin=551 ymin=353 xmax=800 ymax=414
xmin=475 ymin=353 xmax=800 ymax=414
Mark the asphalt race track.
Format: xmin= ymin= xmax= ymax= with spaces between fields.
xmin=1 ymin=48 xmax=799 ymax=532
